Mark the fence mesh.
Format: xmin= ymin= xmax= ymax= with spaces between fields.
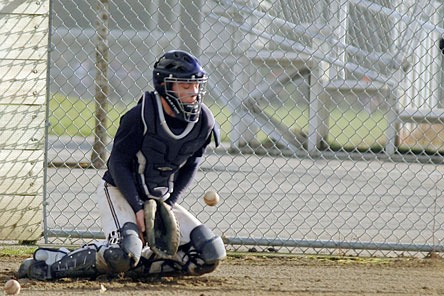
xmin=40 ymin=0 xmax=444 ymax=255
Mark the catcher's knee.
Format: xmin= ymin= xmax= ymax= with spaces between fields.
xmin=178 ymin=225 xmax=225 ymax=276
xmin=190 ymin=224 xmax=226 ymax=265
xmin=102 ymin=222 xmax=143 ymax=273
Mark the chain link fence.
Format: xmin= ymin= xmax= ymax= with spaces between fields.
xmin=43 ymin=0 xmax=444 ymax=256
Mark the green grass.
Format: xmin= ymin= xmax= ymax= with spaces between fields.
xmin=329 ymin=108 xmax=387 ymax=151
xmin=264 ymin=104 xmax=309 ymax=131
xmin=49 ymin=94 xmax=232 ymax=141
xmin=207 ymin=103 xmax=231 ymax=143
xmin=48 ymin=95 xmax=390 ymax=152
xmin=264 ymin=104 xmax=387 ymax=151
xmin=49 ymin=94 xmax=129 ymax=137
xmin=0 ymin=246 xmax=36 ymax=257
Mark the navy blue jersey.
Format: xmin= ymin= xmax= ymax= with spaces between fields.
xmin=103 ymin=91 xmax=219 ymax=212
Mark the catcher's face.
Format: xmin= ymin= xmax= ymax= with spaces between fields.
xmin=172 ymin=81 xmax=199 ymax=104
xmin=162 ymin=77 xmax=206 ymax=122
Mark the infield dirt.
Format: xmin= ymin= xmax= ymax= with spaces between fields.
xmin=1 ymin=252 xmax=444 ymax=295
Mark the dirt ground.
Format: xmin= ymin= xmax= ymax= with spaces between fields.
xmin=1 ymin=252 xmax=444 ymax=296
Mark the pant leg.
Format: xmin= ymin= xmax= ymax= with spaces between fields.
xmin=171 ymin=203 xmax=202 ymax=245
xmin=95 ymin=180 xmax=143 ymax=272
xmin=96 ymin=179 xmax=138 ymax=242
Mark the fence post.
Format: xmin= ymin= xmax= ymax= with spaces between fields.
xmin=91 ymin=0 xmax=110 ymax=168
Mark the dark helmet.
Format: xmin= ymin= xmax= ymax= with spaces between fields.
xmin=153 ymin=50 xmax=208 ymax=122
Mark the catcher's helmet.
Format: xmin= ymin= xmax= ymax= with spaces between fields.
xmin=153 ymin=50 xmax=207 ymax=122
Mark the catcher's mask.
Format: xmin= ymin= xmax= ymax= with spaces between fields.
xmin=153 ymin=50 xmax=207 ymax=123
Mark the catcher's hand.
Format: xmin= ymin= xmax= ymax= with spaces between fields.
xmin=144 ymin=199 xmax=180 ymax=259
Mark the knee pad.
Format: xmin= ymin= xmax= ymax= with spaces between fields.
xmin=103 ymin=222 xmax=143 ymax=273
xmin=103 ymin=247 xmax=131 ymax=273
xmin=190 ymin=224 xmax=226 ymax=264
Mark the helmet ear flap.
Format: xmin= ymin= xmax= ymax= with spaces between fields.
xmin=154 ymin=78 xmax=166 ymax=99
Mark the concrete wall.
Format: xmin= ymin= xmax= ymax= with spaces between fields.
xmin=0 ymin=0 xmax=49 ymax=241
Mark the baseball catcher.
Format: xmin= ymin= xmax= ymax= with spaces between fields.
xmin=19 ymin=50 xmax=226 ymax=280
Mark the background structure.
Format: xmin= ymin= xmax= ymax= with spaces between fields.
xmin=0 ymin=0 xmax=48 ymax=241
xmin=1 ymin=0 xmax=444 ymax=256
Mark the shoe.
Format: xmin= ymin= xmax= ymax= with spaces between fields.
xmin=18 ymin=258 xmax=53 ymax=280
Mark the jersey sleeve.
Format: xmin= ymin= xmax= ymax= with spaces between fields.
xmin=107 ymin=105 xmax=145 ymax=212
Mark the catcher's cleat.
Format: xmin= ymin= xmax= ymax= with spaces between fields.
xmin=126 ymin=255 xmax=185 ymax=278
xmin=18 ymin=258 xmax=33 ymax=279
xmin=18 ymin=258 xmax=53 ymax=280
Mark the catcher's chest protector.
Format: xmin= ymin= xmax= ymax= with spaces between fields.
xmin=135 ymin=92 xmax=214 ymax=199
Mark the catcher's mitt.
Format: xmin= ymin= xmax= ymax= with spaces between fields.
xmin=144 ymin=199 xmax=180 ymax=259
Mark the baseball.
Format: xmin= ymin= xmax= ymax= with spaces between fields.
xmin=203 ymin=191 xmax=220 ymax=206
xmin=4 ymin=279 xmax=20 ymax=295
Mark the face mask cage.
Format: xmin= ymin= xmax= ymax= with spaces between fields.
xmin=163 ymin=76 xmax=208 ymax=122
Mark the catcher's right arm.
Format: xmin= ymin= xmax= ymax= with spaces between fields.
xmin=144 ymin=199 xmax=180 ymax=259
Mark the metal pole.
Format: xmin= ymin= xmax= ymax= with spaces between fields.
xmin=91 ymin=0 xmax=110 ymax=169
